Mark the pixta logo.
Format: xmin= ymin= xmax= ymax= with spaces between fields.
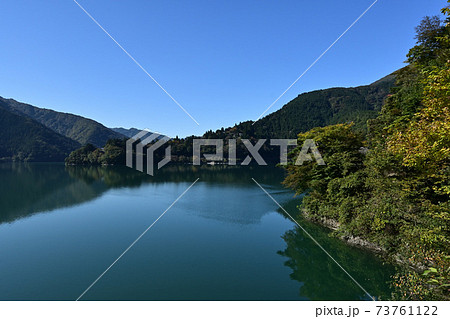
xmin=126 ymin=130 xmax=325 ymax=176
xmin=126 ymin=129 xmax=171 ymax=176
xmin=192 ymin=139 xmax=325 ymax=166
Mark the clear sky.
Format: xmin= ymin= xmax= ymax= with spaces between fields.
xmin=0 ymin=0 xmax=445 ymax=137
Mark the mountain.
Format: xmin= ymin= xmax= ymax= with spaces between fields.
xmin=229 ymin=73 xmax=396 ymax=139
xmin=111 ymin=127 xmax=148 ymax=138
xmin=111 ymin=127 xmax=171 ymax=141
xmin=0 ymin=101 xmax=80 ymax=161
xmin=0 ymin=97 xmax=125 ymax=147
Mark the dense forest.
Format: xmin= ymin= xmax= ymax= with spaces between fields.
xmin=244 ymin=73 xmax=395 ymax=138
xmin=284 ymin=8 xmax=450 ymax=300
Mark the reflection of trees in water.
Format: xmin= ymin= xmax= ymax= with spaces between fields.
xmin=0 ymin=164 xmax=286 ymax=225
xmin=66 ymin=164 xmax=286 ymax=186
xmin=277 ymin=209 xmax=395 ymax=300
xmin=67 ymin=165 xmax=290 ymax=226
xmin=148 ymin=164 xmax=286 ymax=185
xmin=0 ymin=163 xmax=109 ymax=224
xmin=65 ymin=165 xmax=150 ymax=188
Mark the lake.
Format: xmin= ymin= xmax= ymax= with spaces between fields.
xmin=0 ymin=163 xmax=394 ymax=300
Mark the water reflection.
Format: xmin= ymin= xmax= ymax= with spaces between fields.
xmin=0 ymin=163 xmax=285 ymax=225
xmin=277 ymin=206 xmax=395 ymax=300
xmin=0 ymin=163 xmax=394 ymax=300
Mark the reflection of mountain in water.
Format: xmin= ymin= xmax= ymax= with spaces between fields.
xmin=0 ymin=164 xmax=107 ymax=224
xmin=0 ymin=163 xmax=287 ymax=225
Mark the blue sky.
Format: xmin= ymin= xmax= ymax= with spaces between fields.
xmin=0 ymin=0 xmax=445 ymax=137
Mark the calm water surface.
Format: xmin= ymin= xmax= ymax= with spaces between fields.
xmin=0 ymin=163 xmax=394 ymax=300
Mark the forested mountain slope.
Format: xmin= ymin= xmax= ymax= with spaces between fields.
xmin=0 ymin=97 xmax=124 ymax=147
xmin=0 ymin=101 xmax=80 ymax=161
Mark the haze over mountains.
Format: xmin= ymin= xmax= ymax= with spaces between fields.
xmin=0 ymin=72 xmax=396 ymax=162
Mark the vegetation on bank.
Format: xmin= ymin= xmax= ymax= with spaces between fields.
xmin=283 ymin=7 xmax=450 ymax=300
xmin=65 ymin=139 xmax=126 ymax=165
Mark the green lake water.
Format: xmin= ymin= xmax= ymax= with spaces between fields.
xmin=0 ymin=163 xmax=394 ymax=300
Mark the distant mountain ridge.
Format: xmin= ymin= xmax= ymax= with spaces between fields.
xmin=111 ymin=127 xmax=170 ymax=141
xmin=0 ymin=97 xmax=125 ymax=147
xmin=111 ymin=127 xmax=148 ymax=138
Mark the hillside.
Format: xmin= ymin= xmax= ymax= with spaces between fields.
xmin=0 ymin=102 xmax=80 ymax=161
xmin=233 ymin=73 xmax=396 ymax=139
xmin=0 ymin=97 xmax=125 ymax=147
